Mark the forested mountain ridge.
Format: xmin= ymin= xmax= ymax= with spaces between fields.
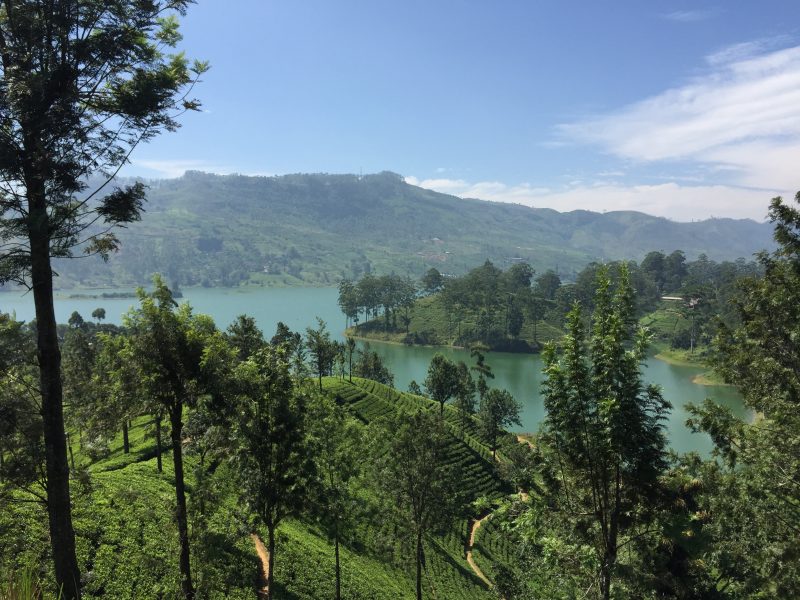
xmin=46 ymin=170 xmax=775 ymax=289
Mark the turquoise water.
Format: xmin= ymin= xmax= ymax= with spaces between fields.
xmin=0 ymin=286 xmax=746 ymax=454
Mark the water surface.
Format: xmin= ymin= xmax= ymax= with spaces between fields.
xmin=0 ymin=285 xmax=746 ymax=454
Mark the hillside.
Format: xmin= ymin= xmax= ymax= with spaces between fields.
xmin=2 ymin=376 xmax=520 ymax=599
xmin=41 ymin=171 xmax=775 ymax=289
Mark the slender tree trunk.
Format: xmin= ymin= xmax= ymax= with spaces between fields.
xmin=267 ymin=524 xmax=276 ymax=600
xmin=334 ymin=529 xmax=341 ymax=600
xmin=29 ymin=193 xmax=82 ymax=600
xmin=416 ymin=528 xmax=423 ymax=600
xmin=122 ymin=421 xmax=130 ymax=454
xmin=155 ymin=415 xmax=163 ymax=473
xmin=170 ymin=406 xmax=194 ymax=600
xmin=68 ymin=439 xmax=75 ymax=471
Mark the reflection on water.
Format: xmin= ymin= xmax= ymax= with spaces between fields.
xmin=0 ymin=286 xmax=747 ymax=455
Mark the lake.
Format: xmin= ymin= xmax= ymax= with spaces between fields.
xmin=0 ymin=285 xmax=746 ymax=455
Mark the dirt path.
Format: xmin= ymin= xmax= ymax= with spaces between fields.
xmin=466 ymin=515 xmax=492 ymax=588
xmin=251 ymin=533 xmax=270 ymax=599
xmin=516 ymin=434 xmax=534 ymax=448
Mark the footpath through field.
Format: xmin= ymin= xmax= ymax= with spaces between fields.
xmin=466 ymin=515 xmax=492 ymax=587
xmin=251 ymin=533 xmax=270 ymax=598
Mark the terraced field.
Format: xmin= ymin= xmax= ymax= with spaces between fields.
xmin=2 ymin=377 xmax=523 ymax=599
xmin=324 ymin=377 xmax=511 ymax=500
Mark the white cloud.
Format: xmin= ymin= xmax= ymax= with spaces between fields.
xmin=661 ymin=9 xmax=719 ymax=23
xmin=405 ymin=176 xmax=778 ymax=221
xmin=558 ymin=43 xmax=800 ymax=192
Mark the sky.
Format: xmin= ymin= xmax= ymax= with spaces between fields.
xmin=126 ymin=1 xmax=800 ymax=222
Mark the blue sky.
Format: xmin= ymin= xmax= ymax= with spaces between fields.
xmin=127 ymin=1 xmax=800 ymax=221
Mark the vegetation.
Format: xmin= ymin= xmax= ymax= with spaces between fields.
xmin=0 ymin=3 xmax=205 ymax=597
xmin=0 ymin=170 xmax=768 ymax=291
xmin=346 ymin=252 xmax=761 ymax=358
xmin=0 ymin=3 xmax=795 ymax=596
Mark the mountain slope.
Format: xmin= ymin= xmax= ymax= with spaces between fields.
xmin=47 ymin=171 xmax=774 ymax=289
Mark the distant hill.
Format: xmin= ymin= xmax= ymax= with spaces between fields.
xmin=44 ymin=171 xmax=774 ymax=289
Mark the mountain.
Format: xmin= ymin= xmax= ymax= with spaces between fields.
xmin=46 ymin=171 xmax=774 ymax=289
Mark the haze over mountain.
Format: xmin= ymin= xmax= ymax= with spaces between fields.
xmin=46 ymin=171 xmax=774 ymax=290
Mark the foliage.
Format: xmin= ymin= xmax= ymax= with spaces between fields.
xmin=534 ymin=264 xmax=672 ymax=599
xmin=353 ymin=343 xmax=394 ymax=387
xmin=685 ymin=193 xmax=800 ymax=598
xmin=305 ymin=318 xmax=338 ymax=390
xmin=372 ymin=410 xmax=467 ymax=600
xmin=424 ymin=353 xmax=461 ymax=416
xmin=231 ymin=346 xmax=314 ymax=599
xmin=477 ymin=389 xmax=521 ymax=460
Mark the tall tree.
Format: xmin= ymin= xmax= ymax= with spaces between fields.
xmin=226 ymin=314 xmax=265 ymax=361
xmin=539 ymin=265 xmax=670 ymax=600
xmin=125 ymin=276 xmax=218 ymax=600
xmin=308 ymin=395 xmax=364 ymax=600
xmin=232 ymin=346 xmax=314 ymax=600
xmin=477 ymin=388 xmax=521 ymax=460
xmin=305 ymin=318 xmax=338 ymax=390
xmin=421 ymin=267 xmax=443 ymax=295
xmin=452 ymin=360 xmax=476 ymax=431
xmin=686 ymin=194 xmax=800 ymax=596
xmin=373 ymin=411 xmax=463 ymax=600
xmin=353 ymin=343 xmax=394 ymax=386
xmin=469 ymin=343 xmax=494 ymax=401
xmin=0 ymin=4 xmax=204 ymax=596
xmin=423 ymin=353 xmax=460 ymax=416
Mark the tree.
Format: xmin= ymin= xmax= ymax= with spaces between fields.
xmin=507 ymin=302 xmax=524 ymax=338
xmin=0 ymin=313 xmax=43 ymax=499
xmin=685 ymin=194 xmax=800 ymax=596
xmin=125 ymin=276 xmax=218 ymax=600
xmin=232 ymin=346 xmax=314 ymax=600
xmin=539 ymin=265 xmax=671 ymax=600
xmin=91 ymin=308 xmax=106 ymax=324
xmin=469 ymin=343 xmax=494 ymax=401
xmin=535 ymin=270 xmax=562 ymax=300
xmin=423 ymin=353 xmax=460 ymax=416
xmin=89 ymin=332 xmax=141 ymax=455
xmin=0 ymin=4 xmax=205 ymax=596
xmin=344 ymin=336 xmax=357 ymax=382
xmin=373 ymin=411 xmax=463 ymax=600
xmin=305 ymin=318 xmax=338 ymax=390
xmin=421 ymin=267 xmax=444 ymax=295
xmin=452 ymin=361 xmax=476 ymax=431
xmin=226 ymin=314 xmax=265 ymax=361
xmin=337 ymin=279 xmax=359 ymax=328
xmin=308 ymin=395 xmax=364 ymax=600
xmin=353 ymin=343 xmax=394 ymax=386
xmin=477 ymin=388 xmax=521 ymax=459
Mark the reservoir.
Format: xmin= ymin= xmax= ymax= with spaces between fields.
xmin=1 ymin=285 xmax=746 ymax=455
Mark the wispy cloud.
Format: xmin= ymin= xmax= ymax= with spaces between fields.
xmin=661 ymin=8 xmax=720 ymax=23
xmin=405 ymin=176 xmax=776 ymax=221
xmin=558 ymin=42 xmax=800 ymax=192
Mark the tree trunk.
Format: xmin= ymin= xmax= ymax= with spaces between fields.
xmin=122 ymin=421 xmax=130 ymax=454
xmin=267 ymin=524 xmax=276 ymax=600
xmin=155 ymin=415 xmax=163 ymax=473
xmin=68 ymin=439 xmax=75 ymax=471
xmin=415 ymin=529 xmax=423 ymax=600
xmin=29 ymin=195 xmax=82 ymax=600
xmin=170 ymin=406 xmax=194 ymax=600
xmin=334 ymin=529 xmax=341 ymax=600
